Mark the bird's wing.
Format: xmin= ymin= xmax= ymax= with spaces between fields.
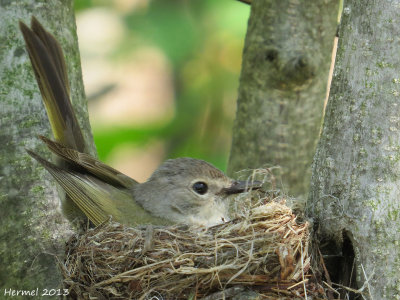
xmin=39 ymin=135 xmax=137 ymax=189
xmin=28 ymin=150 xmax=168 ymax=226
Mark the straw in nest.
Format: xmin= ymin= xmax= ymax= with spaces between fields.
xmin=62 ymin=198 xmax=325 ymax=299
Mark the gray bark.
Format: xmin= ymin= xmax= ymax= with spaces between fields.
xmin=0 ymin=0 xmax=94 ymax=293
xmin=228 ymin=0 xmax=338 ymax=199
xmin=307 ymin=1 xmax=400 ymax=298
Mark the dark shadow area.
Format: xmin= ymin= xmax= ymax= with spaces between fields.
xmin=320 ymin=230 xmax=359 ymax=299
xmin=339 ymin=230 xmax=359 ymax=299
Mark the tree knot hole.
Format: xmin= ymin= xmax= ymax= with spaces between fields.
xmin=340 ymin=230 xmax=359 ymax=299
xmin=265 ymin=49 xmax=278 ymax=62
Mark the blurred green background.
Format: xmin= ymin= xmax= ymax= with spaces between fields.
xmin=75 ymin=0 xmax=250 ymax=181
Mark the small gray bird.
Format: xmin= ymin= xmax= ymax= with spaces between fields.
xmin=20 ymin=17 xmax=260 ymax=227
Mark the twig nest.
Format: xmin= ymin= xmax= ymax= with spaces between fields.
xmin=62 ymin=199 xmax=322 ymax=299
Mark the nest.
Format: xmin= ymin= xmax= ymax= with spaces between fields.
xmin=62 ymin=197 xmax=326 ymax=299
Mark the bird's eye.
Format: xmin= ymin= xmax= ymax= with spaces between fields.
xmin=192 ymin=181 xmax=208 ymax=195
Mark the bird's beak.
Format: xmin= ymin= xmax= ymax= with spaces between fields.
xmin=223 ymin=180 xmax=263 ymax=195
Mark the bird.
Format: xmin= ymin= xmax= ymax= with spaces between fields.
xmin=19 ymin=17 xmax=261 ymax=227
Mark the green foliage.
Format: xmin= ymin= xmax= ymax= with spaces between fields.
xmin=74 ymin=0 xmax=93 ymax=11
xmin=77 ymin=0 xmax=250 ymax=172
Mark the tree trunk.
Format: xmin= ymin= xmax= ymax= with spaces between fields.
xmin=228 ymin=0 xmax=338 ymax=199
xmin=0 ymin=0 xmax=94 ymax=293
xmin=307 ymin=1 xmax=400 ymax=298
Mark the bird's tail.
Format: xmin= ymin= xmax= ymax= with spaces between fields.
xmin=19 ymin=17 xmax=86 ymax=154
xmin=19 ymin=18 xmax=142 ymax=226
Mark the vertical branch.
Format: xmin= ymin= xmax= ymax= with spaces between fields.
xmin=228 ymin=0 xmax=338 ymax=199
xmin=308 ymin=1 xmax=400 ymax=297
xmin=0 ymin=0 xmax=94 ymax=289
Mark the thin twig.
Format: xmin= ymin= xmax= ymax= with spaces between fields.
xmin=235 ymin=0 xmax=252 ymax=5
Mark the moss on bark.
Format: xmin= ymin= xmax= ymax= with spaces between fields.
xmin=307 ymin=1 xmax=400 ymax=298
xmin=0 ymin=0 xmax=94 ymax=294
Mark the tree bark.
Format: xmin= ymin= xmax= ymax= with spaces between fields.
xmin=228 ymin=0 xmax=338 ymax=199
xmin=307 ymin=1 xmax=400 ymax=298
xmin=0 ymin=0 xmax=94 ymax=293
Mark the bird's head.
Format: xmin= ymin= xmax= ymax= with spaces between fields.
xmin=134 ymin=157 xmax=261 ymax=226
